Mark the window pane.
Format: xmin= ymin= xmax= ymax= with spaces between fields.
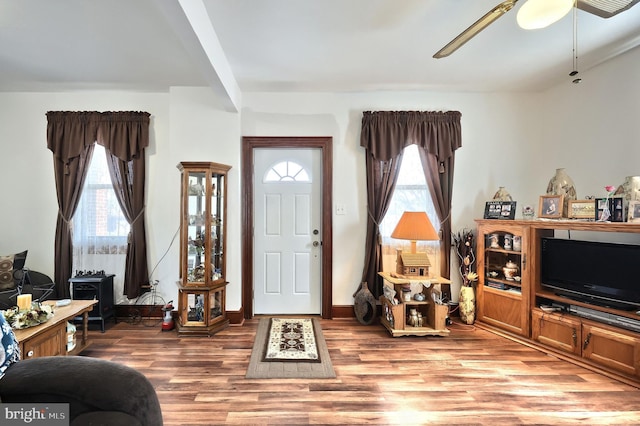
xmin=72 ymin=144 xmax=129 ymax=302
xmin=264 ymin=161 xmax=311 ymax=182
xmin=380 ymin=145 xmax=440 ymax=274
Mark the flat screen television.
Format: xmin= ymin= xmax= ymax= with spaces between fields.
xmin=540 ymin=237 xmax=640 ymax=311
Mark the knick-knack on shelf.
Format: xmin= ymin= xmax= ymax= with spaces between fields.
xmin=493 ymin=186 xmax=513 ymax=201
xmin=547 ymin=168 xmax=577 ymax=216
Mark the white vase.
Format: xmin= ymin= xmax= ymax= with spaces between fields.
xmin=493 ymin=186 xmax=513 ymax=201
xmin=459 ymin=286 xmax=476 ymax=325
xmin=546 ymin=168 xmax=577 ymax=215
xmin=615 ymin=176 xmax=640 ymax=203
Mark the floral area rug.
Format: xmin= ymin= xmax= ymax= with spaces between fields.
xmin=263 ymin=318 xmax=320 ymax=362
xmin=246 ymin=317 xmax=335 ymax=379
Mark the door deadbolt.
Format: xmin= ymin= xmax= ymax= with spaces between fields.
xmin=313 ymin=241 xmax=320 ymax=247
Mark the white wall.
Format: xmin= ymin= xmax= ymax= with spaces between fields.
xmin=0 ymin=45 xmax=638 ymax=310
xmin=241 ymin=91 xmax=541 ymax=301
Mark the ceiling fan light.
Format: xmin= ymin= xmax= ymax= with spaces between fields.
xmin=517 ymin=0 xmax=574 ymax=29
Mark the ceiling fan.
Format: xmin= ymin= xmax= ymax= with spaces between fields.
xmin=433 ymin=0 xmax=640 ymax=59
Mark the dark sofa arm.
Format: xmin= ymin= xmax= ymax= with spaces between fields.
xmin=0 ymin=356 xmax=163 ymax=426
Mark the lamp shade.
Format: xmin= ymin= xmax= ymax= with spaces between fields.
xmin=517 ymin=0 xmax=574 ymax=30
xmin=391 ymin=212 xmax=439 ymax=253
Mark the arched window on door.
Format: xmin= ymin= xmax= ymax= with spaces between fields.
xmin=264 ymin=161 xmax=310 ymax=182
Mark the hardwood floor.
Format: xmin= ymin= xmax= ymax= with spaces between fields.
xmin=82 ymin=317 xmax=640 ymax=425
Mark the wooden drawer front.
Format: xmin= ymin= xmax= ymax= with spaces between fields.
xmin=481 ymin=290 xmax=524 ymax=335
xmin=22 ymin=324 xmax=66 ymax=358
xmin=532 ymin=310 xmax=581 ymax=355
xmin=582 ymin=323 xmax=640 ymax=377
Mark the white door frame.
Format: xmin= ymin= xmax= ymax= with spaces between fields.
xmin=241 ymin=137 xmax=333 ymax=319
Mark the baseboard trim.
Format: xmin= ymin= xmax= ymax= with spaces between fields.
xmin=116 ymin=304 xmax=366 ymax=324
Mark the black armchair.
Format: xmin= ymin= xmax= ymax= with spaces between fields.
xmin=0 ymin=356 xmax=163 ymax=426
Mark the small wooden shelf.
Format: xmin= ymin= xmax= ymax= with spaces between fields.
xmin=378 ymin=272 xmax=450 ymax=337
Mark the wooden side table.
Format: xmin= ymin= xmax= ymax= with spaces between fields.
xmin=378 ymin=272 xmax=451 ymax=337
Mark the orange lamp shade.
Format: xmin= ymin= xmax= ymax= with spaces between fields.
xmin=390 ymin=211 xmax=439 ymax=254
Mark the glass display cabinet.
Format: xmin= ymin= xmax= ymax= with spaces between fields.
xmin=176 ymin=162 xmax=230 ymax=336
xmin=475 ymin=219 xmax=530 ymax=337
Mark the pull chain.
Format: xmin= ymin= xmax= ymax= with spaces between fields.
xmin=570 ymin=1 xmax=582 ymax=84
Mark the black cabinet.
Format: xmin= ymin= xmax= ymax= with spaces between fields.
xmin=69 ymin=274 xmax=115 ymax=332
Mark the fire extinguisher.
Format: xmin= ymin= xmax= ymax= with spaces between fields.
xmin=162 ymin=301 xmax=174 ymax=331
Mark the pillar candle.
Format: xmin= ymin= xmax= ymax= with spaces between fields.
xmin=17 ymin=294 xmax=32 ymax=310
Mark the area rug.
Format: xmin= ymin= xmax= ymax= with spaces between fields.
xmin=246 ymin=317 xmax=336 ymax=379
xmin=264 ymin=317 xmax=320 ymax=362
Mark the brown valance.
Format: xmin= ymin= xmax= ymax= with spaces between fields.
xmin=47 ymin=111 xmax=150 ymax=162
xmin=360 ymin=111 xmax=462 ymax=161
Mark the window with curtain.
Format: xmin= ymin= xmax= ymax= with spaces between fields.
xmin=72 ymin=144 xmax=128 ymax=301
xmin=379 ymin=144 xmax=440 ymax=272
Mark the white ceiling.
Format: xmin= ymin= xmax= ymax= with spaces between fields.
xmin=1 ymin=0 xmax=639 ymax=100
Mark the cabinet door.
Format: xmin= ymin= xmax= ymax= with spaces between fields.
xmin=476 ymin=221 xmax=530 ymax=337
xmin=22 ymin=324 xmax=66 ymax=358
xmin=184 ymin=169 xmax=209 ymax=284
xmin=582 ymin=322 xmax=640 ymax=378
xmin=532 ymin=310 xmax=581 ymax=355
xmin=179 ymin=162 xmax=229 ymax=288
xmin=481 ymin=289 xmax=524 ymax=335
xmin=179 ymin=290 xmax=208 ymax=326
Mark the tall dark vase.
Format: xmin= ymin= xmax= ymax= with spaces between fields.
xmin=353 ymin=281 xmax=377 ymax=325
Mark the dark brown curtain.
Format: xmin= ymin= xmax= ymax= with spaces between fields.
xmin=360 ymin=110 xmax=462 ymax=298
xmin=98 ymin=112 xmax=150 ymax=298
xmin=361 ymin=153 xmax=404 ymax=299
xmin=418 ymin=148 xmax=455 ymax=278
xmin=46 ymin=111 xmax=150 ymax=299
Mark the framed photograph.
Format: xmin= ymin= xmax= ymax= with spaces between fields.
xmin=568 ymin=199 xmax=596 ymax=220
xmin=629 ymin=201 xmax=640 ymax=223
xmin=538 ymin=195 xmax=563 ymax=219
xmin=611 ymin=197 xmax=624 ymax=222
xmin=484 ymin=201 xmax=517 ymax=220
xmin=595 ymin=198 xmax=611 ymax=221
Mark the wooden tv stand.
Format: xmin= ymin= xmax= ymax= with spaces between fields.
xmin=476 ymin=219 xmax=640 ymax=387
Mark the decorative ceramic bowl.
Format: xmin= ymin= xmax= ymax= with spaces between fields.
xmin=503 ymin=261 xmax=518 ymax=280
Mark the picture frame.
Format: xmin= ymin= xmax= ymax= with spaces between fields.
xmin=595 ymin=198 xmax=611 ymax=221
xmin=568 ymin=199 xmax=596 ymax=220
xmin=629 ymin=200 xmax=640 ymax=223
xmin=538 ymin=195 xmax=564 ymax=219
xmin=610 ymin=197 xmax=624 ymax=222
xmin=483 ymin=201 xmax=517 ymax=220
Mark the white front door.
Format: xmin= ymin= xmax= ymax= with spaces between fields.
xmin=253 ymin=148 xmax=322 ymax=314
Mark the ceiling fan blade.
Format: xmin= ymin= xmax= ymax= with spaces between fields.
xmin=433 ymin=0 xmax=519 ymax=59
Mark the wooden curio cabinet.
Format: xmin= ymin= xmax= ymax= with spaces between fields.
xmin=476 ymin=220 xmax=531 ymax=337
xmin=177 ymin=162 xmax=230 ymax=336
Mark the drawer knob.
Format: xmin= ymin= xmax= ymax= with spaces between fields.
xmin=27 ymin=350 xmax=34 ymax=357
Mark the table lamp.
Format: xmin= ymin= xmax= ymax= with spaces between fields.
xmin=391 ymin=211 xmax=439 ymax=254
xmin=391 ymin=211 xmax=439 ymax=277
